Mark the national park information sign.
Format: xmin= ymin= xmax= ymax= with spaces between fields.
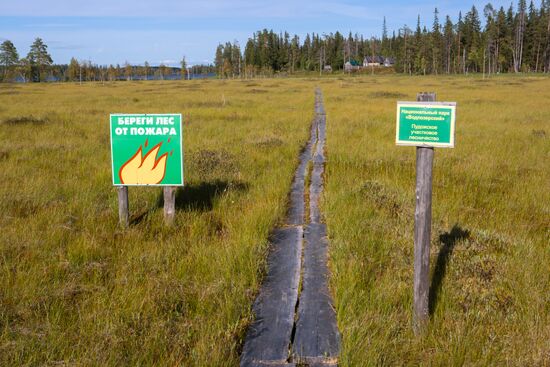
xmin=110 ymin=114 xmax=184 ymax=186
xmin=396 ymin=102 xmax=456 ymax=148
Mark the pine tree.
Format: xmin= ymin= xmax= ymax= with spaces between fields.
xmin=0 ymin=40 xmax=19 ymax=81
xmin=27 ymin=38 xmax=52 ymax=82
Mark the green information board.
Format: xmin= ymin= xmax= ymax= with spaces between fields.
xmin=396 ymin=102 xmax=456 ymax=148
xmin=110 ymin=114 xmax=183 ymax=186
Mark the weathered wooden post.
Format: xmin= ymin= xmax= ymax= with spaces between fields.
xmin=118 ymin=186 xmax=129 ymax=228
xmin=395 ymin=92 xmax=456 ymax=335
xmin=413 ymin=91 xmax=436 ymax=334
xmin=163 ymin=186 xmax=176 ymax=225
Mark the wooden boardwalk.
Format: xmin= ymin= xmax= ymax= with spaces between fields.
xmin=241 ymin=90 xmax=339 ymax=367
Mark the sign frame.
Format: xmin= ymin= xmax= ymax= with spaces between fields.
xmin=110 ymin=113 xmax=184 ymax=187
xmin=395 ymin=101 xmax=456 ymax=148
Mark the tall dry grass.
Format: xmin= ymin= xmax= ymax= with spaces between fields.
xmin=322 ymin=74 xmax=550 ymax=366
xmin=1 ymin=74 xmax=548 ymax=366
xmin=0 ymin=79 xmax=314 ymax=365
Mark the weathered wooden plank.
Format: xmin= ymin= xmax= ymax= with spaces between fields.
xmin=287 ymin=121 xmax=316 ymax=225
xmin=240 ymin=226 xmax=303 ymax=366
xmin=413 ymin=92 xmax=436 ymax=334
xmin=117 ymin=186 xmax=129 ymax=228
xmin=310 ymin=112 xmax=326 ymax=224
xmin=293 ymin=90 xmax=339 ymax=364
xmin=287 ymin=183 xmax=305 ymax=226
xmin=314 ymin=88 xmax=325 ymax=115
xmin=292 ymin=223 xmax=340 ymax=363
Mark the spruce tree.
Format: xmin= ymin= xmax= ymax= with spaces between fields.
xmin=431 ymin=8 xmax=442 ymax=74
xmin=443 ymin=16 xmax=455 ymax=73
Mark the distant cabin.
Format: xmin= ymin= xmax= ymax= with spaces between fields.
xmin=383 ymin=57 xmax=395 ymax=67
xmin=363 ymin=56 xmax=383 ymax=67
xmin=363 ymin=56 xmax=395 ymax=67
xmin=344 ymin=60 xmax=361 ymax=72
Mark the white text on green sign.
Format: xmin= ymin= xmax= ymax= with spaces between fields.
xmin=110 ymin=114 xmax=184 ymax=186
xmin=395 ymin=102 xmax=456 ymax=148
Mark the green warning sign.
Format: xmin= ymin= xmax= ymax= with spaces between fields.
xmin=110 ymin=114 xmax=183 ymax=186
xmin=396 ymin=102 xmax=456 ymax=148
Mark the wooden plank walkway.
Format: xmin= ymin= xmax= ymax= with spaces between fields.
xmin=240 ymin=226 xmax=303 ymax=365
xmin=241 ymin=90 xmax=339 ymax=367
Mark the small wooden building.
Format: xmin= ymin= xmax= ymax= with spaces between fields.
xmin=363 ymin=56 xmax=384 ymax=67
xmin=344 ymin=60 xmax=361 ymax=72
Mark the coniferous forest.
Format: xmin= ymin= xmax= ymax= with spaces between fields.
xmin=2 ymin=0 xmax=550 ymax=81
xmin=215 ymin=1 xmax=550 ymax=77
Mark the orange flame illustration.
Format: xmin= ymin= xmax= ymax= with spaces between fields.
xmin=119 ymin=142 xmax=168 ymax=184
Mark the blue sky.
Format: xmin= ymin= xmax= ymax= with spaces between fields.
xmin=0 ymin=0 xmax=513 ymax=66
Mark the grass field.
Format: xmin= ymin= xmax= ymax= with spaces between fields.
xmin=0 ymin=79 xmax=314 ymax=365
xmin=0 ymin=75 xmax=549 ymax=366
xmin=322 ymin=75 xmax=550 ymax=365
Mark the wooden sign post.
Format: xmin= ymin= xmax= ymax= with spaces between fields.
xmin=110 ymin=114 xmax=184 ymax=227
xmin=414 ymin=92 xmax=435 ymax=334
xmin=118 ymin=186 xmax=129 ymax=228
xmin=163 ymin=186 xmax=176 ymax=225
xmin=396 ymin=93 xmax=456 ymax=334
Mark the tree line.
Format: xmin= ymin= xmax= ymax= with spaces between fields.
xmin=3 ymin=1 xmax=549 ymax=82
xmin=63 ymin=58 xmax=214 ymax=82
xmin=214 ymin=0 xmax=550 ymax=76
xmin=0 ymin=38 xmax=53 ymax=82
xmin=0 ymin=38 xmax=215 ymax=82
